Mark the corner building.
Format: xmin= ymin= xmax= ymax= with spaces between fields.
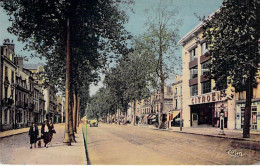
xmin=179 ymin=21 xmax=237 ymax=130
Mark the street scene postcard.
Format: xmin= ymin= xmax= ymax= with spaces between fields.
xmin=0 ymin=0 xmax=260 ymax=165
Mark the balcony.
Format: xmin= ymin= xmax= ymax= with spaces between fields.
xmin=189 ymin=58 xmax=198 ymax=69
xmin=200 ymin=52 xmax=211 ymax=64
xmin=2 ymin=98 xmax=14 ymax=107
xmin=29 ymin=103 xmax=35 ymax=110
xmin=16 ymin=101 xmax=24 ymax=108
xmin=200 ymin=74 xmax=210 ymax=83
xmin=189 ymin=77 xmax=198 ymax=86
xmin=24 ymin=102 xmax=28 ymax=108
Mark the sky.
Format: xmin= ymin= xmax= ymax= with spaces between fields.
xmin=0 ymin=0 xmax=223 ymax=96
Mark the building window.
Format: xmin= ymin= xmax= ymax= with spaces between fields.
xmin=238 ymin=92 xmax=244 ymax=100
xmin=252 ymin=107 xmax=257 ymax=130
xmin=5 ymin=66 xmax=8 ymax=78
xmin=202 ymin=81 xmax=211 ymax=94
xmin=190 ymin=47 xmax=198 ymax=61
xmin=175 ymin=99 xmax=178 ymax=109
xmin=190 ymin=84 xmax=198 ymax=96
xmin=175 ymin=88 xmax=177 ymax=95
xmin=190 ymin=66 xmax=198 ymax=79
xmin=201 ymin=42 xmax=208 ymax=55
xmin=201 ymin=61 xmax=210 ymax=75
xmin=180 ymin=86 xmax=182 ymax=95
xmin=241 ymin=107 xmax=257 ymax=130
xmin=11 ymin=71 xmax=14 ymax=83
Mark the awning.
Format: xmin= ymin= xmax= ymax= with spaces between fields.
xmin=152 ymin=119 xmax=157 ymax=122
xmin=148 ymin=115 xmax=156 ymax=119
xmin=171 ymin=111 xmax=180 ymax=120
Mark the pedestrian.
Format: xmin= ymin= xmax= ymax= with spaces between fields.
xmin=41 ymin=119 xmax=50 ymax=148
xmin=48 ymin=119 xmax=56 ymax=146
xmin=29 ymin=122 xmax=39 ymax=149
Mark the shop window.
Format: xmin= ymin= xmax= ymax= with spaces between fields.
xmin=190 ymin=66 xmax=198 ymax=79
xmin=252 ymin=107 xmax=257 ymax=130
xmin=201 ymin=42 xmax=208 ymax=55
xmin=190 ymin=47 xmax=198 ymax=61
xmin=202 ymin=81 xmax=211 ymax=94
xmin=241 ymin=107 xmax=257 ymax=130
xmin=201 ymin=61 xmax=210 ymax=75
xmin=190 ymin=84 xmax=198 ymax=96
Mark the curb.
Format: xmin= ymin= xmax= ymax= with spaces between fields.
xmin=81 ymin=125 xmax=91 ymax=165
xmin=149 ymin=127 xmax=260 ymax=143
xmin=0 ymin=130 xmax=28 ymax=139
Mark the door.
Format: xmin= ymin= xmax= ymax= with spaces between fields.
xmin=192 ymin=113 xmax=198 ymax=127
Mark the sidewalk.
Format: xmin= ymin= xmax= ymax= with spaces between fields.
xmin=0 ymin=123 xmax=87 ymax=165
xmin=0 ymin=125 xmax=40 ymax=138
xmin=137 ymin=124 xmax=260 ymax=142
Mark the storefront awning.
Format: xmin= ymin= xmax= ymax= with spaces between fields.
xmin=149 ymin=115 xmax=156 ymax=119
xmin=171 ymin=111 xmax=180 ymax=120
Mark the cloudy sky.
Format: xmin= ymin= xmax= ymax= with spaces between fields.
xmin=0 ymin=0 xmax=223 ymax=96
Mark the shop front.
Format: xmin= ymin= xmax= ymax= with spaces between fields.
xmin=190 ymin=92 xmax=230 ymax=128
xmin=235 ymin=100 xmax=260 ymax=131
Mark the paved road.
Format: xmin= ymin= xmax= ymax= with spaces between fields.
xmin=0 ymin=124 xmax=86 ymax=165
xmin=85 ymin=123 xmax=260 ymax=165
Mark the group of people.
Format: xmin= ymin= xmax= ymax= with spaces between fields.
xmin=29 ymin=119 xmax=56 ymax=149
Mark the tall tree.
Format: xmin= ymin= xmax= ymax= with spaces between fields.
xmin=203 ymin=0 xmax=259 ymax=138
xmin=141 ymin=1 xmax=182 ymax=128
xmin=0 ymin=0 xmax=133 ymax=143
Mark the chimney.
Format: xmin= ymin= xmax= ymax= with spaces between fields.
xmin=14 ymin=57 xmax=24 ymax=69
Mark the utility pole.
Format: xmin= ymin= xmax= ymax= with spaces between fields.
xmin=63 ymin=18 xmax=71 ymax=145
xmin=0 ymin=51 xmax=2 ymax=131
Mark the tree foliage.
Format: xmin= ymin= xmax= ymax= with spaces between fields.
xmin=203 ymin=0 xmax=259 ymax=138
xmin=203 ymin=0 xmax=259 ymax=92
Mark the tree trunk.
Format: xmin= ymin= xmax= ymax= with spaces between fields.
xmin=133 ymin=101 xmax=136 ymax=126
xmin=243 ymin=71 xmax=253 ymax=138
xmin=77 ymin=96 xmax=80 ymax=127
xmin=69 ymin=94 xmax=76 ymax=142
xmin=73 ymin=92 xmax=76 ymax=132
xmin=63 ymin=18 xmax=71 ymax=145
xmin=0 ymin=54 xmax=2 ymax=131
xmin=118 ymin=108 xmax=120 ymax=125
xmin=159 ymin=51 xmax=165 ymax=129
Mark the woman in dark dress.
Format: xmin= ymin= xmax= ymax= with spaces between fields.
xmin=48 ymin=119 xmax=55 ymax=145
xmin=29 ymin=122 xmax=39 ymax=149
xmin=41 ymin=119 xmax=50 ymax=148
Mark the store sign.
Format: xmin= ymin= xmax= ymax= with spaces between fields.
xmin=191 ymin=92 xmax=224 ymax=105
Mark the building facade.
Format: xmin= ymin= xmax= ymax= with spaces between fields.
xmin=1 ymin=40 xmax=17 ymax=130
xmin=170 ymin=75 xmax=183 ymax=127
xmin=179 ymin=15 xmax=260 ymax=131
xmin=0 ymin=40 xmax=47 ymax=131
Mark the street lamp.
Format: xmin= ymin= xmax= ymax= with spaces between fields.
xmin=219 ymin=104 xmax=225 ymax=135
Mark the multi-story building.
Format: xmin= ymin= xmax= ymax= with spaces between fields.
xmin=178 ymin=14 xmax=259 ymax=131
xmin=56 ymin=95 xmax=63 ymax=123
xmin=0 ymin=39 xmax=46 ymax=131
xmin=1 ymin=39 xmax=16 ymax=130
xmin=15 ymin=57 xmax=35 ymax=128
xmin=170 ymin=75 xmax=183 ymax=127
xmin=28 ymin=66 xmax=57 ymax=123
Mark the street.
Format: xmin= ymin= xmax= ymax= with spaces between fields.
xmin=85 ymin=123 xmax=260 ymax=165
xmin=0 ymin=124 xmax=86 ymax=165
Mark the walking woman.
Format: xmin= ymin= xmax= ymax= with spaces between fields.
xmin=41 ymin=119 xmax=50 ymax=148
xmin=29 ymin=122 xmax=39 ymax=149
xmin=48 ymin=119 xmax=55 ymax=146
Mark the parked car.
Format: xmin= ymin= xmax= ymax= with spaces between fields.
xmin=89 ymin=119 xmax=98 ymax=127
